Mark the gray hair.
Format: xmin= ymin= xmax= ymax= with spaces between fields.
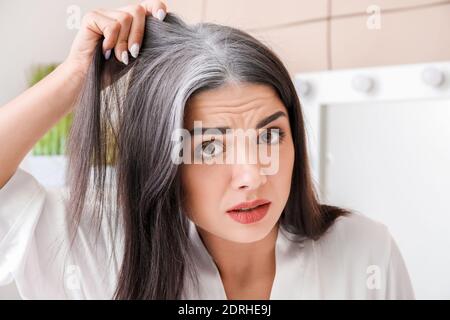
xmin=66 ymin=12 xmax=349 ymax=299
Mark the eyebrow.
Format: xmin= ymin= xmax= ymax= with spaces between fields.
xmin=188 ymin=110 xmax=287 ymax=135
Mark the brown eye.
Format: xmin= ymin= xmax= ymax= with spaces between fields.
xmin=195 ymin=138 xmax=224 ymax=160
xmin=259 ymin=128 xmax=281 ymax=145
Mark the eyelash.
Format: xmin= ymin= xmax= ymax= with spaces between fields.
xmin=195 ymin=126 xmax=286 ymax=159
xmin=261 ymin=126 xmax=286 ymax=145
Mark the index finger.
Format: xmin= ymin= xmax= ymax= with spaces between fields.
xmin=139 ymin=0 xmax=167 ymax=19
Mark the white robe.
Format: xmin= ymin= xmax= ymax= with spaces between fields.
xmin=0 ymin=168 xmax=415 ymax=299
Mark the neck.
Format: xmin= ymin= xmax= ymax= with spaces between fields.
xmin=197 ymin=223 xmax=279 ymax=285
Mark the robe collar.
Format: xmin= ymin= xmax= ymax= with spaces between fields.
xmin=183 ymin=218 xmax=310 ymax=299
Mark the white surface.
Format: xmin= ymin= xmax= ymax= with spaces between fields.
xmin=296 ymin=61 xmax=450 ymax=299
xmin=321 ymin=99 xmax=450 ymax=299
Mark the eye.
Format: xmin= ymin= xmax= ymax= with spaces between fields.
xmin=258 ymin=127 xmax=285 ymax=145
xmin=196 ymin=138 xmax=224 ymax=160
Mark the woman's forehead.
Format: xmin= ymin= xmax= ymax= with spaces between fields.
xmin=184 ymin=83 xmax=286 ymax=126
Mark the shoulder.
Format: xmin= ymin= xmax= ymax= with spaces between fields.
xmin=316 ymin=212 xmax=393 ymax=262
xmin=328 ymin=211 xmax=390 ymax=241
xmin=0 ymin=168 xmax=67 ymax=287
xmin=0 ymin=168 xmax=46 ymax=204
xmin=293 ymin=212 xmax=415 ymax=299
xmin=0 ymin=168 xmax=49 ymax=227
xmin=0 ymin=167 xmax=79 ymax=250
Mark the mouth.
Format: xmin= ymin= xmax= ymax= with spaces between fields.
xmin=226 ymin=200 xmax=271 ymax=224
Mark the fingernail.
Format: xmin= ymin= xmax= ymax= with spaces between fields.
xmin=121 ymin=51 xmax=129 ymax=65
xmin=130 ymin=43 xmax=140 ymax=58
xmin=156 ymin=8 xmax=166 ymax=21
xmin=104 ymin=49 xmax=111 ymax=60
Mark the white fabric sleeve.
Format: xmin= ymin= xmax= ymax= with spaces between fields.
xmin=385 ymin=234 xmax=416 ymax=299
xmin=0 ymin=168 xmax=46 ymax=286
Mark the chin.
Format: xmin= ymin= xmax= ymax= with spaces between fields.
xmin=222 ymin=219 xmax=278 ymax=244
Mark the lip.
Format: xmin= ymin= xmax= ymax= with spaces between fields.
xmin=226 ymin=199 xmax=271 ymax=212
xmin=227 ymin=199 xmax=271 ymax=224
xmin=226 ymin=202 xmax=271 ymax=224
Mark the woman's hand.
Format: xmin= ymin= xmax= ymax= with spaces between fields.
xmin=0 ymin=1 xmax=168 ymax=188
xmin=65 ymin=0 xmax=167 ymax=78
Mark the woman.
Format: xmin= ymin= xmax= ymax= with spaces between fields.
xmin=0 ymin=0 xmax=414 ymax=299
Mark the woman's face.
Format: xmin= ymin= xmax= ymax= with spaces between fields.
xmin=180 ymin=83 xmax=295 ymax=243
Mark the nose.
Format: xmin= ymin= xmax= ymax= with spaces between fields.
xmin=230 ymin=163 xmax=267 ymax=191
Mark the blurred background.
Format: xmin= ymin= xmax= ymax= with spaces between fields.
xmin=0 ymin=0 xmax=449 ymax=299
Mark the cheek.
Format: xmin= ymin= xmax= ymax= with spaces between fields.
xmin=277 ymin=140 xmax=295 ymax=193
xmin=181 ymin=165 xmax=228 ymax=219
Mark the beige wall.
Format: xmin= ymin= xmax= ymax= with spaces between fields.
xmin=1 ymin=0 xmax=448 ymax=106
xmin=167 ymin=0 xmax=450 ymax=76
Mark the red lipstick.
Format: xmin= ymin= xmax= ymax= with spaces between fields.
xmin=226 ymin=199 xmax=271 ymax=224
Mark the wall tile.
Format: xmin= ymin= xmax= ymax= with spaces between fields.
xmin=205 ymin=0 xmax=328 ymax=30
xmin=331 ymin=0 xmax=448 ymax=16
xmin=331 ymin=4 xmax=450 ymax=69
xmin=165 ymin=0 xmax=204 ymax=23
xmin=251 ymin=21 xmax=328 ymax=75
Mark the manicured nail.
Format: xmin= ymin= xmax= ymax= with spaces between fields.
xmin=104 ymin=49 xmax=111 ymax=60
xmin=121 ymin=51 xmax=129 ymax=65
xmin=130 ymin=43 xmax=140 ymax=58
xmin=156 ymin=8 xmax=166 ymax=21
